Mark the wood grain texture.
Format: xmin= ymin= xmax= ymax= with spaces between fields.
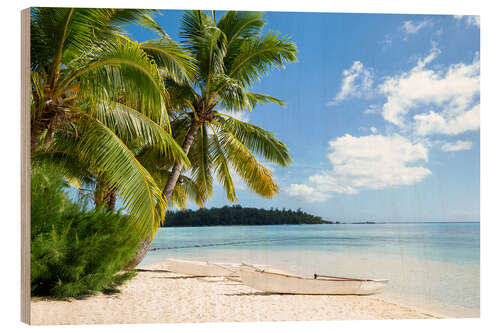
xmin=20 ymin=7 xmax=31 ymax=325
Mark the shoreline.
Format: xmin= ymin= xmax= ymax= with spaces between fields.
xmin=31 ymin=260 xmax=446 ymax=325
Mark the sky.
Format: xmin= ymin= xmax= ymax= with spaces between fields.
xmin=126 ymin=11 xmax=480 ymax=223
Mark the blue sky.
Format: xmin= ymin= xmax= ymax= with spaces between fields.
xmin=127 ymin=11 xmax=480 ymax=222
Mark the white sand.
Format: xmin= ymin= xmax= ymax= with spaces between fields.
xmin=30 ymin=261 xmax=443 ymax=325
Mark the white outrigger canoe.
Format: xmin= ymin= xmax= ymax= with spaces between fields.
xmin=164 ymin=259 xmax=239 ymax=277
xmin=164 ymin=259 xmax=269 ymax=277
xmin=239 ymin=268 xmax=388 ymax=295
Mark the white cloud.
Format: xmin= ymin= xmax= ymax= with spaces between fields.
xmin=402 ymin=19 xmax=433 ymax=36
xmin=328 ymin=61 xmax=373 ymax=106
xmin=454 ymin=15 xmax=480 ymax=27
xmin=230 ymin=110 xmax=251 ymax=123
xmin=289 ymin=45 xmax=478 ymax=203
xmin=287 ymin=134 xmax=431 ymax=202
xmin=413 ymin=104 xmax=479 ymax=136
xmin=286 ymin=184 xmax=332 ymax=203
xmin=379 ymin=48 xmax=480 ymax=135
xmin=441 ymin=140 xmax=473 ymax=152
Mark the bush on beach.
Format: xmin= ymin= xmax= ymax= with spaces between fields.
xmin=30 ymin=166 xmax=140 ymax=298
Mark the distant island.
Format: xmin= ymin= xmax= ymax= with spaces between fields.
xmin=162 ymin=205 xmax=333 ymax=227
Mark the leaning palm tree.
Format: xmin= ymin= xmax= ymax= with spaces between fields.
xmin=128 ymin=10 xmax=298 ymax=266
xmin=30 ymin=8 xmax=193 ymax=237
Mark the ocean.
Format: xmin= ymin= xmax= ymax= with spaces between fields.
xmin=140 ymin=222 xmax=480 ymax=317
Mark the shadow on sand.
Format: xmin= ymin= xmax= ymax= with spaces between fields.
xmin=224 ymin=291 xmax=367 ymax=297
xmin=151 ymin=276 xmax=205 ymax=280
xmin=135 ymin=269 xmax=173 ymax=273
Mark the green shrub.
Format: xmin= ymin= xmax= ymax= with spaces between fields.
xmin=30 ymin=166 xmax=141 ymax=298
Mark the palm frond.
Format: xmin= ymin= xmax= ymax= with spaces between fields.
xmin=153 ymin=172 xmax=205 ymax=209
xmin=136 ymin=12 xmax=168 ymax=38
xmin=208 ymin=124 xmax=237 ymax=201
xmin=140 ymin=37 xmax=197 ymax=83
xmin=63 ymin=40 xmax=165 ymax=124
xmin=30 ymin=70 xmax=46 ymax=122
xmin=187 ymin=124 xmax=214 ymax=200
xmin=51 ymin=118 xmax=167 ymax=237
xmin=211 ymin=74 xmax=249 ymax=111
xmin=216 ymin=127 xmax=278 ymax=198
xmin=176 ymin=175 xmax=207 ymax=207
xmin=162 ymin=77 xmax=199 ymax=111
xmin=180 ymin=10 xmax=227 ymax=87
xmin=214 ymin=115 xmax=291 ymax=166
xmin=90 ymin=100 xmax=190 ymax=167
xmin=227 ymin=30 xmax=298 ymax=87
xmin=217 ymin=11 xmax=265 ymax=66
xmin=30 ymin=8 xmax=164 ymax=70
xmin=31 ymin=151 xmax=94 ymax=189
xmin=244 ymin=92 xmax=285 ymax=107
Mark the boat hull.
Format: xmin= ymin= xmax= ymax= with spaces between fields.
xmin=239 ymin=268 xmax=388 ymax=295
xmin=165 ymin=259 xmax=238 ymax=277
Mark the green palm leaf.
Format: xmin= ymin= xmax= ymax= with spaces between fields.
xmin=227 ymin=30 xmax=298 ymax=87
xmin=31 ymin=8 xmax=164 ymax=71
xmin=208 ymin=125 xmax=237 ymax=202
xmin=180 ymin=10 xmax=227 ymax=87
xmin=91 ymin=100 xmax=190 ymax=167
xmin=214 ymin=115 xmax=292 ymax=166
xmin=51 ymin=119 xmax=167 ymax=238
xmin=31 ymin=151 xmax=94 ymax=190
xmin=217 ymin=11 xmax=264 ymax=66
xmin=217 ymin=127 xmax=278 ymax=198
xmin=63 ymin=40 xmax=166 ymax=122
xmin=140 ymin=37 xmax=197 ymax=83
xmin=187 ymin=124 xmax=214 ymax=199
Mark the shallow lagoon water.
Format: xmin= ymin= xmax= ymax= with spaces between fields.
xmin=141 ymin=222 xmax=479 ymax=317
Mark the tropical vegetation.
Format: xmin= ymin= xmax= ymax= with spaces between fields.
xmin=30 ymin=7 xmax=298 ymax=285
xmin=129 ymin=10 xmax=298 ymax=265
xmin=31 ymin=165 xmax=140 ymax=298
xmin=30 ymin=7 xmax=191 ymax=238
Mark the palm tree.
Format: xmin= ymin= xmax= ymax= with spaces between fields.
xmin=30 ymin=8 xmax=193 ymax=237
xmin=128 ymin=10 xmax=298 ymax=266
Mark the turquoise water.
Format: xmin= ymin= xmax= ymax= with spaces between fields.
xmin=141 ymin=222 xmax=480 ymax=317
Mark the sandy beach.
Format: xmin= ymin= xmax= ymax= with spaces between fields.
xmin=30 ymin=261 xmax=443 ymax=325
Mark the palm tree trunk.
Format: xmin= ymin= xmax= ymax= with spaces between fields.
xmin=127 ymin=121 xmax=202 ymax=268
xmin=31 ymin=107 xmax=65 ymax=154
xmin=162 ymin=121 xmax=202 ymax=199
xmin=31 ymin=120 xmax=47 ymax=154
xmin=105 ymin=191 xmax=116 ymax=211
xmin=125 ymin=233 xmax=152 ymax=269
xmin=94 ymin=179 xmax=116 ymax=211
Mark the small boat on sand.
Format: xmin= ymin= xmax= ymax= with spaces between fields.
xmin=164 ymin=259 xmax=238 ymax=277
xmin=164 ymin=259 xmax=269 ymax=277
xmin=239 ymin=267 xmax=388 ymax=295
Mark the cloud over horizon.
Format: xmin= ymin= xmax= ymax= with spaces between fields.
xmin=289 ymin=41 xmax=479 ymax=203
xmin=287 ymin=134 xmax=431 ymax=203
xmin=286 ymin=12 xmax=480 ymax=205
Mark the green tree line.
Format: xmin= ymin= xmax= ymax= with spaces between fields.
xmin=163 ymin=205 xmax=332 ymax=227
